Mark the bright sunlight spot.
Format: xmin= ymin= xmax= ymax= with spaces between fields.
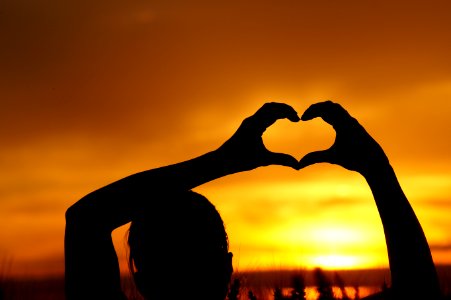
xmin=310 ymin=254 xmax=361 ymax=269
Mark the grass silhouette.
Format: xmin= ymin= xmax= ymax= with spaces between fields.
xmin=227 ymin=268 xmax=376 ymax=300
xmin=1 ymin=266 xmax=451 ymax=299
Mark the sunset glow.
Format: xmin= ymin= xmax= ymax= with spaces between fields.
xmin=1 ymin=0 xmax=451 ymax=279
xmin=310 ymin=255 xmax=361 ymax=270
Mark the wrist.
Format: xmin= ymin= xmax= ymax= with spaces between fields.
xmin=361 ymin=161 xmax=406 ymax=207
xmin=210 ymin=147 xmax=244 ymax=176
xmin=361 ymin=160 xmax=394 ymax=184
xmin=358 ymin=147 xmax=390 ymax=179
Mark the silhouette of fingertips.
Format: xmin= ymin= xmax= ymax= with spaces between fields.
xmin=288 ymin=113 xmax=301 ymax=122
xmin=300 ymin=111 xmax=313 ymax=121
xmin=301 ymin=104 xmax=321 ymax=121
xmin=299 ymin=150 xmax=331 ymax=168
xmin=273 ymin=103 xmax=299 ymax=122
xmin=257 ymin=103 xmax=301 ymax=125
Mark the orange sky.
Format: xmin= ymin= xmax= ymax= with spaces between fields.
xmin=1 ymin=0 xmax=451 ymax=277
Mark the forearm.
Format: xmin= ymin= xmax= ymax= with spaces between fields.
xmin=363 ymin=163 xmax=441 ymax=298
xmin=68 ymin=148 xmax=235 ymax=231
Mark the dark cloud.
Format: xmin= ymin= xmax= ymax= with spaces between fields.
xmin=430 ymin=243 xmax=451 ymax=252
xmin=316 ymin=198 xmax=362 ymax=208
xmin=416 ymin=199 xmax=451 ymax=209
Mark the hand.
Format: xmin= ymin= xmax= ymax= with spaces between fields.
xmin=218 ymin=102 xmax=301 ymax=172
xmin=299 ymin=101 xmax=388 ymax=175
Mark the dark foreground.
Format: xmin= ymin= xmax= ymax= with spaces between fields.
xmin=2 ymin=266 xmax=451 ymax=300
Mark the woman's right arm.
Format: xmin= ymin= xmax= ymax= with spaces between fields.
xmin=65 ymin=102 xmax=300 ymax=299
xmin=299 ymin=101 xmax=441 ymax=299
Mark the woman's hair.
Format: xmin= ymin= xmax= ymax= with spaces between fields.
xmin=128 ymin=190 xmax=231 ymax=300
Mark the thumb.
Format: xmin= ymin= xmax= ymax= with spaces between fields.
xmin=265 ymin=151 xmax=300 ymax=170
xmin=298 ymin=150 xmax=333 ymax=169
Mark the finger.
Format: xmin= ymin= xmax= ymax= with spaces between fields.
xmin=301 ymin=101 xmax=352 ymax=129
xmin=251 ymin=102 xmax=300 ymax=134
xmin=265 ymin=151 xmax=300 ymax=170
xmin=298 ymin=150 xmax=333 ymax=169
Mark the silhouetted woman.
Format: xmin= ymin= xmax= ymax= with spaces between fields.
xmin=65 ymin=101 xmax=441 ymax=299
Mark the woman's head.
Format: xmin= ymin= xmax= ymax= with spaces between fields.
xmin=128 ymin=190 xmax=232 ymax=300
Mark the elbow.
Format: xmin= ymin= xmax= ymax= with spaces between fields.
xmin=65 ymin=202 xmax=86 ymax=231
xmin=65 ymin=192 xmax=111 ymax=233
xmin=65 ymin=204 xmax=79 ymax=227
xmin=65 ymin=195 xmax=96 ymax=229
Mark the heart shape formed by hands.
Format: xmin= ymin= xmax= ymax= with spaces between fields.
xmin=221 ymin=101 xmax=386 ymax=174
xmin=263 ymin=116 xmax=335 ymax=164
xmin=236 ymin=101 xmax=388 ymax=174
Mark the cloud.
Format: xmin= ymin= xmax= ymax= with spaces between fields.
xmin=430 ymin=243 xmax=451 ymax=252
xmin=422 ymin=200 xmax=451 ymax=208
